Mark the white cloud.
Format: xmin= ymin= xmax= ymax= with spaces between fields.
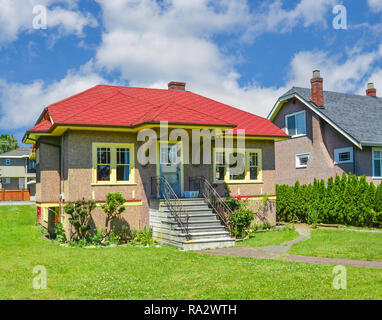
xmin=244 ymin=0 xmax=336 ymax=41
xmin=289 ymin=45 xmax=382 ymax=93
xmin=0 ymin=62 xmax=106 ymax=130
xmin=368 ymin=0 xmax=382 ymax=13
xmin=0 ymin=0 xmax=97 ymax=45
xmin=94 ymin=0 xmax=341 ymax=117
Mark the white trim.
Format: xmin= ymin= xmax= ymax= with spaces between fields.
xmin=0 ymin=155 xmax=29 ymax=159
xmin=334 ymin=147 xmax=354 ymax=164
xmin=372 ymin=147 xmax=382 ymax=179
xmin=296 ymin=153 xmax=310 ymax=169
xmin=268 ymin=93 xmax=362 ymax=149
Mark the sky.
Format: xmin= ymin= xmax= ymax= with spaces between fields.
xmin=0 ymin=0 xmax=382 ymax=144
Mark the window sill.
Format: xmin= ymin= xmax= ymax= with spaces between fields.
xmin=214 ymin=180 xmax=264 ymax=185
xmin=296 ymin=166 xmax=307 ymax=169
xmin=92 ymin=183 xmax=137 ymax=186
xmin=334 ymin=161 xmax=353 ymax=165
xmin=372 ymin=177 xmax=382 ymax=180
xmin=290 ymin=134 xmax=307 ymax=139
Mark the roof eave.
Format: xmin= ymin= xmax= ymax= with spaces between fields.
xmin=361 ymin=141 xmax=382 ymax=147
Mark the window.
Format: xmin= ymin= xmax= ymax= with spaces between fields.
xmin=97 ymin=148 xmax=111 ymax=181
xmin=213 ymin=148 xmax=262 ymax=183
xmin=285 ymin=111 xmax=306 ymax=137
xmin=296 ymin=153 xmax=310 ymax=168
xmin=93 ymin=143 xmax=135 ymax=184
xmin=1 ymin=178 xmax=10 ymax=184
xmin=373 ymin=148 xmax=382 ymax=178
xmin=248 ymin=152 xmax=259 ymax=180
xmin=117 ymin=148 xmax=130 ymax=181
xmin=334 ymin=147 xmax=353 ymax=164
xmin=214 ymin=151 xmax=225 ymax=181
xmin=5 ymin=159 xmax=11 ymax=166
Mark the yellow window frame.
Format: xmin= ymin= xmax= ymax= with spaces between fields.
xmin=213 ymin=148 xmax=262 ymax=184
xmin=92 ymin=143 xmax=135 ymax=185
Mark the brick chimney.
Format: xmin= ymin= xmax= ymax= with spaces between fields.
xmin=311 ymin=70 xmax=324 ymax=107
xmin=366 ymin=83 xmax=377 ymax=97
xmin=168 ymin=81 xmax=186 ymax=91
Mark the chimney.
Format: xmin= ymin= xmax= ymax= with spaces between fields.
xmin=311 ymin=70 xmax=324 ymax=107
xmin=168 ymin=81 xmax=186 ymax=91
xmin=366 ymin=83 xmax=377 ymax=97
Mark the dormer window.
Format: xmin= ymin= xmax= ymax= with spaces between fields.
xmin=285 ymin=111 xmax=306 ymax=137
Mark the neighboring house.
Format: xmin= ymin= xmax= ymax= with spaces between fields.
xmin=23 ymin=82 xmax=287 ymax=249
xmin=268 ymin=70 xmax=382 ymax=186
xmin=0 ymin=147 xmax=36 ymax=200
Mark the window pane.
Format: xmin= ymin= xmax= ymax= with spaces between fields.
xmin=229 ymin=153 xmax=245 ymax=180
xmin=250 ymin=167 xmax=258 ymax=180
xmin=296 ymin=113 xmax=306 ymax=135
xmin=375 ymin=160 xmax=382 ymax=177
xmin=117 ymin=148 xmax=130 ymax=165
xmin=339 ymin=152 xmax=350 ymax=162
xmin=287 ymin=116 xmax=296 ymax=136
xmin=215 ymin=166 xmax=225 ymax=181
xmin=299 ymin=156 xmax=309 ymax=166
xmin=97 ymin=165 xmax=110 ymax=181
xmin=117 ymin=165 xmax=130 ymax=181
xmin=249 ymin=153 xmax=258 ymax=166
xmin=97 ymin=148 xmax=110 ymax=164
xmin=216 ymin=152 xmax=225 ymax=165
xmin=374 ymin=151 xmax=382 ymax=160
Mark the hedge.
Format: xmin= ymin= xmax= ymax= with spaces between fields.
xmin=276 ymin=173 xmax=382 ymax=227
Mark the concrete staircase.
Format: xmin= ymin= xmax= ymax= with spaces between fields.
xmin=150 ymin=198 xmax=235 ymax=251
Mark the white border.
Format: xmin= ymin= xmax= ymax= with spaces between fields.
xmin=296 ymin=153 xmax=310 ymax=168
xmin=372 ymin=147 xmax=382 ymax=179
xmin=285 ymin=110 xmax=306 ymax=138
xmin=334 ymin=147 xmax=353 ymax=164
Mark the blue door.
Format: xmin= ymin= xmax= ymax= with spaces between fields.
xmin=159 ymin=143 xmax=182 ymax=197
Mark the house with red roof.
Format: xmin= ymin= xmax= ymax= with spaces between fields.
xmin=23 ymin=81 xmax=288 ymax=250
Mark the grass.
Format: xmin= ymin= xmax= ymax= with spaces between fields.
xmin=1 ymin=205 xmax=382 ymax=300
xmin=237 ymin=229 xmax=299 ymax=248
xmin=289 ymin=229 xmax=382 ymax=262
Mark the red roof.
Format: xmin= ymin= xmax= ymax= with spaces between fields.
xmin=27 ymin=85 xmax=287 ymax=137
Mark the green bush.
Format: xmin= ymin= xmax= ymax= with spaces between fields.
xmin=276 ymin=173 xmax=382 ymax=228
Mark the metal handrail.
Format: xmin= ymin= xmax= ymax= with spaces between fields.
xmin=197 ymin=176 xmax=234 ymax=238
xmin=151 ymin=176 xmax=189 ymax=241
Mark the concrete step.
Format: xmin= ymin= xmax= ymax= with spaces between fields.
xmin=182 ymin=238 xmax=235 ymax=251
xmin=163 ymin=219 xmax=223 ymax=227
xmin=180 ymin=231 xmax=231 ymax=240
xmin=174 ymin=226 xmax=227 ymax=233
xmin=161 ymin=206 xmax=211 ymax=212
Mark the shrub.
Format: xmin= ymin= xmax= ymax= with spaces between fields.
xmin=231 ymin=207 xmax=255 ymax=238
xmin=54 ymin=221 xmax=67 ymax=243
xmin=131 ymin=227 xmax=156 ymax=246
xmin=277 ymin=173 xmax=382 ymax=228
xmin=102 ymin=193 xmax=126 ymax=236
xmin=64 ymin=198 xmax=96 ymax=240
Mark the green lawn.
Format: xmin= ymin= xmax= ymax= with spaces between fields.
xmin=289 ymin=229 xmax=382 ymax=262
xmin=238 ymin=230 xmax=299 ymax=248
xmin=1 ymin=205 xmax=382 ymax=300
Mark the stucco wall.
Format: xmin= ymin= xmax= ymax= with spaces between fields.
xmin=273 ymin=99 xmax=381 ymax=186
xmin=37 ymin=129 xmax=278 ymax=231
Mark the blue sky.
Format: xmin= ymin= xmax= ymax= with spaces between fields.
xmin=0 ymin=0 xmax=382 ymax=144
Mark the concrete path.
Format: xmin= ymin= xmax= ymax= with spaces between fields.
xmin=196 ymin=225 xmax=382 ymax=269
xmin=0 ymin=201 xmax=36 ymax=206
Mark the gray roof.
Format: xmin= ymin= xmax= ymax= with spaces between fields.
xmin=0 ymin=147 xmax=32 ymax=158
xmin=280 ymin=87 xmax=382 ymax=145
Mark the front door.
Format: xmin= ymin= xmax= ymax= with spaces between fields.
xmin=159 ymin=143 xmax=182 ymax=197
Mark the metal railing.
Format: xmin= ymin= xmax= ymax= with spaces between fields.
xmin=190 ymin=176 xmax=234 ymax=238
xmin=151 ymin=176 xmax=189 ymax=240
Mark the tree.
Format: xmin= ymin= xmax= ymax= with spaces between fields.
xmin=102 ymin=193 xmax=126 ymax=236
xmin=0 ymin=134 xmax=19 ymax=154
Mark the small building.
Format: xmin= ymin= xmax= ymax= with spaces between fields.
xmin=0 ymin=147 xmax=36 ymax=200
xmin=268 ymin=70 xmax=382 ymax=186
xmin=23 ymin=82 xmax=287 ymax=249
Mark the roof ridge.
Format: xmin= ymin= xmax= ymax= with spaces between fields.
xmin=117 ymin=89 xmax=168 ymax=126
xmin=48 ymin=85 xmax=101 ymax=109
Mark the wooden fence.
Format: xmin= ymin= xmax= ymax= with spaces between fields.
xmin=0 ymin=189 xmax=30 ymax=201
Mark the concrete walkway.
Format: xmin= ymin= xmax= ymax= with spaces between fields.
xmin=0 ymin=201 xmax=36 ymax=206
xmin=196 ymin=225 xmax=382 ymax=269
